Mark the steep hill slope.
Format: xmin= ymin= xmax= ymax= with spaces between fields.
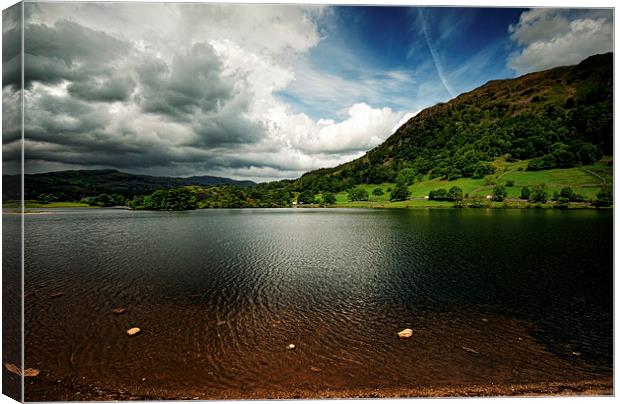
xmin=296 ymin=53 xmax=612 ymax=194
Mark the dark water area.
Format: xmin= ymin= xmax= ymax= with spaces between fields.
xmin=19 ymin=208 xmax=613 ymax=399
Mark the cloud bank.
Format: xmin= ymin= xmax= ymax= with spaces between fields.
xmin=508 ymin=8 xmax=613 ymax=74
xmin=4 ymin=3 xmax=408 ymax=182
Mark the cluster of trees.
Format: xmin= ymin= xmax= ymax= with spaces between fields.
xmin=126 ymin=184 xmax=297 ymax=210
xmin=428 ymin=186 xmax=464 ymax=201
xmin=527 ymin=140 xmax=602 ymax=171
xmin=390 ymin=182 xmax=410 ymax=201
xmin=128 ymin=188 xmax=198 ymax=210
xmin=348 ymin=187 xmax=369 ymax=201
xmin=81 ymin=193 xmax=127 ymax=207
xmin=346 ymin=183 xmax=411 ymax=202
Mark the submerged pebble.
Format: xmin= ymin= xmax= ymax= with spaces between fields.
xmin=127 ymin=327 xmax=141 ymax=336
xmin=397 ymin=328 xmax=413 ymax=339
xmin=460 ymin=346 xmax=479 ymax=354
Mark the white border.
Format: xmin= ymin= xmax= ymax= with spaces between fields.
xmin=0 ymin=1 xmax=617 ymax=404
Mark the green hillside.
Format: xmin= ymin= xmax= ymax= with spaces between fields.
xmin=294 ymin=53 xmax=612 ymax=195
xmin=319 ymin=157 xmax=612 ymax=209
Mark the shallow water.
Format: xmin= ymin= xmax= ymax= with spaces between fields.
xmin=18 ymin=208 xmax=612 ymax=399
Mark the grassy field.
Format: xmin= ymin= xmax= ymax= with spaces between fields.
xmin=3 ymin=200 xmax=94 ymax=209
xmin=323 ymin=157 xmax=612 ymax=209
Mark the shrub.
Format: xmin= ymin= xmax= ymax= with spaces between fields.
xmin=492 ymin=185 xmax=507 ymax=202
xmin=520 ymin=186 xmax=531 ymax=200
xmin=428 ymin=188 xmax=448 ymax=201
xmin=505 ymin=180 xmax=515 ymax=187
xmin=372 ymin=188 xmax=384 ymax=196
xmin=529 ymin=184 xmax=548 ymax=203
xmin=448 ymin=186 xmax=463 ymax=201
xmin=467 ymin=197 xmax=486 ymax=208
xmin=323 ymin=192 xmax=337 ymax=205
xmin=298 ymin=190 xmax=316 ymax=205
xmin=594 ymin=186 xmax=613 ymax=207
xmin=484 ymin=175 xmax=495 ymax=186
xmin=348 ymin=187 xmax=369 ymax=202
xmin=472 ymin=162 xmax=495 ymax=179
xmin=390 ymin=182 xmax=410 ymax=201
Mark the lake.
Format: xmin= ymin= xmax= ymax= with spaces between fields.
xmin=18 ymin=208 xmax=613 ymax=399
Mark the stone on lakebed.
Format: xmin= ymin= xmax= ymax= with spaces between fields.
xmin=397 ymin=328 xmax=413 ymax=339
xmin=127 ymin=327 xmax=141 ymax=336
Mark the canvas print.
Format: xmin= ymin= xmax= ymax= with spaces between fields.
xmin=1 ymin=1 xmax=614 ymax=401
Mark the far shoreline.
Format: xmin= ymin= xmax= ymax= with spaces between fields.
xmin=5 ymin=200 xmax=611 ymax=211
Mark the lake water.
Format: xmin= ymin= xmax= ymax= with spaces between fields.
xmin=18 ymin=208 xmax=613 ymax=399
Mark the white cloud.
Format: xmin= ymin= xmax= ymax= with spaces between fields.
xmin=11 ymin=2 xmax=412 ymax=182
xmin=292 ymin=103 xmax=402 ymax=154
xmin=508 ymin=9 xmax=613 ymax=74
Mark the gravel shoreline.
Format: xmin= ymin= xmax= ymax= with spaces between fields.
xmin=25 ymin=377 xmax=613 ymax=401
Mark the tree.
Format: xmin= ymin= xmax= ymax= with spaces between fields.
xmin=472 ymin=162 xmax=494 ymax=179
xmin=594 ymin=186 xmax=612 ymax=207
xmin=137 ymin=188 xmax=198 ymax=210
xmin=428 ymin=188 xmax=449 ymax=201
xmin=520 ymin=186 xmax=531 ymax=200
xmin=323 ymin=192 xmax=337 ymax=205
xmin=96 ymin=193 xmax=112 ymax=207
xmin=128 ymin=195 xmax=145 ymax=209
xmin=372 ymin=188 xmax=384 ymax=197
xmin=560 ymin=187 xmax=575 ymax=200
xmin=397 ymin=168 xmax=417 ymax=185
xmin=390 ymin=182 xmax=410 ymax=201
xmin=492 ymin=185 xmax=507 ymax=202
xmin=297 ymin=190 xmax=316 ymax=205
xmin=348 ymin=187 xmax=369 ymax=201
xmin=110 ymin=194 xmax=127 ymax=206
xmin=529 ymin=184 xmax=548 ymax=203
xmin=527 ymin=155 xmax=556 ymax=171
xmin=448 ymin=186 xmax=463 ymax=201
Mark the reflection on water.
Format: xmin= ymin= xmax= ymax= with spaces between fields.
xmin=21 ymin=208 xmax=612 ymax=399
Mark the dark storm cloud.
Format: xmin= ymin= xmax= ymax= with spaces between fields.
xmin=136 ymin=43 xmax=233 ymax=119
xmin=7 ymin=14 xmax=269 ymax=176
xmin=67 ymin=74 xmax=136 ymax=102
xmin=25 ymin=93 xmax=110 ymax=142
xmin=2 ymin=4 xmax=22 ymax=90
xmin=189 ymin=95 xmax=266 ymax=147
xmin=23 ymin=20 xmax=130 ymax=86
xmin=4 ymin=3 xmax=378 ymax=181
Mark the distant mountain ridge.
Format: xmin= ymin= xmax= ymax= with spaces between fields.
xmin=3 ymin=169 xmax=255 ymax=201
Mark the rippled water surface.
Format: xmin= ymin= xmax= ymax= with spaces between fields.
xmin=20 ymin=208 xmax=612 ymax=399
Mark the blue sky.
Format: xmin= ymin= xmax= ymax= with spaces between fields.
xmin=277 ymin=6 xmax=611 ymax=119
xmin=6 ymin=3 xmax=614 ymax=181
xmin=279 ymin=7 xmax=528 ymax=121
